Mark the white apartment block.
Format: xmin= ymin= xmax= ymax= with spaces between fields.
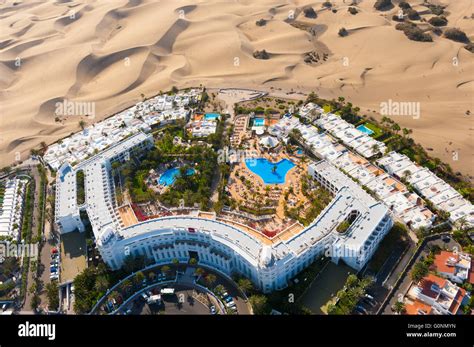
xmin=378 ymin=152 xmax=474 ymax=228
xmin=44 ymin=90 xmax=199 ymax=171
xmin=0 ymin=178 xmax=28 ymax=240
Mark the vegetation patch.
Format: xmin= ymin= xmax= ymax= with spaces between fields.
xmin=444 ymin=28 xmax=470 ymax=43
xmin=76 ymin=170 xmax=85 ymax=205
xmin=396 ymin=22 xmax=433 ymax=42
xmin=253 ymin=50 xmax=270 ymax=60
xmin=374 ymin=0 xmax=393 ymax=11
xmin=428 ymin=16 xmax=448 ymax=27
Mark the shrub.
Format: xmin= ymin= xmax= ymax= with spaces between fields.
xmin=406 ymin=9 xmax=420 ymax=20
xmin=428 ymin=16 xmax=448 ymax=27
xmin=338 ymin=27 xmax=348 ymax=37
xmin=348 ymin=7 xmax=358 ymax=15
xmin=444 ymin=28 xmax=470 ymax=43
xmin=396 ymin=22 xmax=433 ymax=42
xmin=374 ymin=0 xmax=393 ymax=11
xmin=253 ymin=49 xmax=270 ymax=59
xmin=256 ymin=18 xmax=267 ymax=26
xmin=464 ymin=43 xmax=474 ymax=53
xmin=398 ymin=1 xmax=411 ymax=10
xmin=322 ymin=1 xmax=332 ymax=8
xmin=426 ymin=4 xmax=444 ymax=16
xmin=303 ymin=6 xmax=317 ymax=18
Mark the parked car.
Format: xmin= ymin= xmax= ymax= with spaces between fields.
xmin=355 ymin=305 xmax=368 ymax=314
xmin=225 ymin=296 xmax=233 ymax=303
xmin=364 ymin=294 xmax=374 ymax=301
xmin=210 ymin=306 xmax=216 ymax=314
xmin=225 ymin=301 xmax=236 ymax=308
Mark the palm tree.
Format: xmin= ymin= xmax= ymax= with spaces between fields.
xmin=237 ymin=278 xmax=253 ymax=295
xmin=393 ymin=301 xmax=406 ymax=314
xmin=148 ymin=271 xmax=156 ymax=282
xmin=189 ymin=258 xmax=198 ymax=266
xmin=456 ymin=217 xmax=468 ymax=231
xmin=161 ymin=265 xmax=171 ymax=276
xmin=402 ymin=170 xmax=411 ymax=182
xmin=402 ymin=128 xmax=412 ymax=138
xmin=122 ymin=279 xmax=133 ymax=295
xmin=79 ymin=120 xmax=86 ymax=130
xmin=94 ymin=275 xmax=109 ymax=293
xmin=391 ymin=123 xmax=401 ymax=135
xmin=1 ymin=166 xmax=11 ymax=175
xmin=272 ymin=165 xmax=277 ymax=174
xmin=205 ymin=274 xmax=217 ymax=287
xmin=40 ymin=141 xmax=48 ymax=152
xmin=214 ymin=284 xmax=225 ymax=295
xmin=371 ymin=143 xmax=380 ymax=155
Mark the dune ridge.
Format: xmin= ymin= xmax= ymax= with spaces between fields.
xmin=0 ymin=0 xmax=472 ymax=178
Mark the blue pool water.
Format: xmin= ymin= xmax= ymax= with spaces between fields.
xmin=245 ymin=158 xmax=295 ymax=184
xmin=356 ymin=124 xmax=374 ymax=135
xmin=253 ymin=118 xmax=265 ymax=127
xmin=296 ymin=148 xmax=303 ymax=155
xmin=204 ymin=113 xmax=220 ymax=120
xmin=158 ymin=167 xmax=195 ymax=186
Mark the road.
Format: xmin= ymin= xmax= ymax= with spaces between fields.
xmin=23 ymin=165 xmax=43 ymax=311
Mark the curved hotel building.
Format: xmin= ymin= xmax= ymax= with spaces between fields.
xmin=55 ymin=132 xmax=392 ymax=293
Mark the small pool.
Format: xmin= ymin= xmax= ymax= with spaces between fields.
xmin=158 ymin=167 xmax=195 ymax=186
xmin=356 ymin=124 xmax=374 ymax=136
xmin=296 ymin=148 xmax=303 ymax=155
xmin=253 ymin=118 xmax=265 ymax=127
xmin=204 ymin=113 xmax=220 ymax=120
xmin=245 ymin=158 xmax=295 ymax=184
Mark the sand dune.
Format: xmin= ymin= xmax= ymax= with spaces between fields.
xmin=0 ymin=0 xmax=473 ymax=178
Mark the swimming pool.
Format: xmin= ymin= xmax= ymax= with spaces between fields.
xmin=158 ymin=167 xmax=195 ymax=186
xmin=296 ymin=148 xmax=303 ymax=155
xmin=253 ymin=118 xmax=265 ymax=127
xmin=204 ymin=113 xmax=220 ymax=120
xmin=356 ymin=124 xmax=374 ymax=135
xmin=245 ymin=158 xmax=295 ymax=184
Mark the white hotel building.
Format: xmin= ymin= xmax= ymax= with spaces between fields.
xmin=55 ymin=132 xmax=392 ymax=293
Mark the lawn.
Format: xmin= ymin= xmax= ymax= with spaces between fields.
xmin=323 ymin=104 xmax=332 ymax=113
xmin=364 ymin=122 xmax=384 ymax=138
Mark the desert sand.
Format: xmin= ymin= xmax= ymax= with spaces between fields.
xmin=0 ymin=0 xmax=472 ymax=177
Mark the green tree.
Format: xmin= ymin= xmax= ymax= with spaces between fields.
xmin=249 ymin=295 xmax=269 ymax=315
xmin=46 ymin=281 xmax=59 ymax=311
xmin=393 ymin=301 xmax=406 ymax=314
xmin=411 ymin=261 xmax=429 ymax=283
xmin=237 ymin=278 xmax=254 ymax=295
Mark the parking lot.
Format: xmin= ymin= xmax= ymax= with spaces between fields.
xmin=121 ymin=285 xmax=214 ymax=315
